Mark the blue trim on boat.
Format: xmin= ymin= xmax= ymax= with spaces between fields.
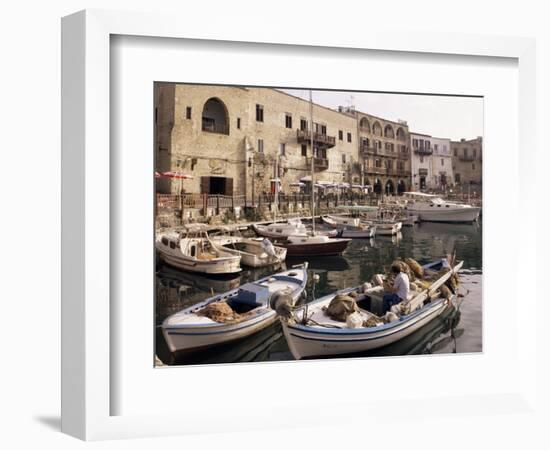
xmin=166 ymin=313 xmax=273 ymax=336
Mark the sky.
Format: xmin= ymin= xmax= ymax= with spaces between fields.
xmin=280 ymin=89 xmax=483 ymax=141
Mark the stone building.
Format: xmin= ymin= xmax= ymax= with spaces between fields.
xmin=431 ymin=137 xmax=454 ymax=191
xmin=410 ymin=132 xmax=434 ymax=191
xmin=154 ymin=83 xmax=359 ymax=199
xmin=451 ymin=137 xmax=483 ymax=193
xmin=339 ymin=107 xmax=412 ymax=195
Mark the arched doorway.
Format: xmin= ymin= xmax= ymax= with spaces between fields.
xmin=202 ymin=98 xmax=229 ymax=134
xmin=397 ymin=179 xmax=406 ymax=195
xmin=385 ymin=179 xmax=395 ymax=195
xmin=373 ymin=178 xmax=382 ymax=195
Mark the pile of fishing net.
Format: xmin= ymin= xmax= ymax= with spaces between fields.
xmin=197 ymin=301 xmax=242 ymax=323
xmin=322 ymin=293 xmax=387 ymax=327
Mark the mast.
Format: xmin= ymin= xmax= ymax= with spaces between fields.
xmin=274 ymin=156 xmax=279 ymax=223
xmin=309 ymin=90 xmax=316 ymax=234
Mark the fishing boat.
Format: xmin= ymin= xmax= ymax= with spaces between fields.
xmin=162 ymin=264 xmax=308 ymax=354
xmin=252 ymin=219 xmax=308 ymax=239
xmin=321 ymin=214 xmax=361 ymax=228
xmin=155 ymin=226 xmax=241 ymax=275
xmin=402 ymin=192 xmax=481 ymax=223
xmin=280 ymin=234 xmax=351 ymax=256
xmin=321 ymin=215 xmax=376 ymax=239
xmin=210 ymin=227 xmax=287 ymax=268
xmin=361 ymin=219 xmax=402 ymax=236
xmin=279 ymin=258 xmax=463 ymax=359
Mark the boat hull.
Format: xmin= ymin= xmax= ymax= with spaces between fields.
xmin=409 ymin=207 xmax=481 ymax=223
xmin=284 ymin=238 xmax=351 ymax=256
xmin=163 ymin=311 xmax=278 ymax=354
xmin=282 ymin=299 xmax=448 ymax=359
xmin=157 ymin=249 xmax=242 ymax=275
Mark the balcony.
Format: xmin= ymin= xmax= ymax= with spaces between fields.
xmin=413 ymin=147 xmax=433 ymax=155
xmin=306 ymin=156 xmax=329 ymax=171
xmin=360 ymin=143 xmax=378 ymax=156
xmin=458 ymin=154 xmax=476 ymax=162
xmin=202 ymin=119 xmax=229 ymax=135
xmin=297 ymin=129 xmax=336 ymax=148
xmin=365 ymin=166 xmax=387 ymax=175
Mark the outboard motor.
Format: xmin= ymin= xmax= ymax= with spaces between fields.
xmin=270 ymin=290 xmax=294 ymax=320
xmin=261 ymin=238 xmax=279 ymax=260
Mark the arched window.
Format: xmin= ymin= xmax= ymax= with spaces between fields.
xmin=372 ymin=121 xmax=383 ymax=137
xmin=359 ymin=117 xmax=370 ymax=132
xmin=384 ymin=124 xmax=395 ymax=139
xmin=396 ymin=127 xmax=406 ymax=141
xmin=202 ymin=98 xmax=229 ymax=135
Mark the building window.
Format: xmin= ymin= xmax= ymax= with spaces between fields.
xmin=420 ymin=156 xmax=424 ymax=163
xmin=375 ymin=159 xmax=381 ymax=168
xmin=434 ymin=144 xmax=438 ymax=152
xmin=257 ymin=138 xmax=264 ymax=153
xmin=300 ymin=118 xmax=307 ymax=131
xmin=463 ymin=148 xmax=468 ymax=156
xmin=280 ymin=143 xmax=286 ymax=156
xmin=342 ymin=154 xmax=346 ymax=164
xmin=441 ymin=158 xmax=444 ymax=166
xmin=186 ymin=106 xmax=192 ymax=119
xmin=237 ymin=117 xmax=241 ymax=129
xmin=321 ymin=125 xmax=327 ymax=135
xmin=285 ymin=114 xmax=292 ymax=129
xmin=256 ymin=104 xmax=264 ymax=122
xmin=413 ymin=139 xmax=418 ymax=147
xmin=472 ymin=163 xmax=475 ymax=170
xmin=455 ymin=173 xmax=461 ymax=183
xmin=301 ymin=144 xmax=307 ymax=156
xmin=454 ymin=148 xmax=457 ymax=157
xmin=339 ymin=130 xmax=343 ymax=140
xmin=347 ymin=132 xmax=352 ymax=143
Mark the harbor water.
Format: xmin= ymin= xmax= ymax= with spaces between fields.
xmin=155 ymin=220 xmax=482 ymax=365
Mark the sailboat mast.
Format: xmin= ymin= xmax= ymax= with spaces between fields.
xmin=309 ymin=90 xmax=316 ymax=234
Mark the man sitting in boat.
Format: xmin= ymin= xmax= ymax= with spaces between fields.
xmin=382 ymin=264 xmax=410 ymax=313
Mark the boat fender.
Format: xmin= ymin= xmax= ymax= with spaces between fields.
xmin=346 ymin=312 xmax=363 ymax=328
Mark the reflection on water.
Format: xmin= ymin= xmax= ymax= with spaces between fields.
xmin=156 ymin=221 xmax=482 ymax=365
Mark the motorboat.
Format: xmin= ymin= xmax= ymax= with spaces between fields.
xmin=402 ymin=192 xmax=481 ymax=223
xmin=252 ymin=219 xmax=307 ymax=239
xmin=155 ymin=225 xmax=241 ymax=275
xmin=322 ymin=215 xmax=376 ymax=239
xmin=210 ymin=227 xmax=287 ymax=268
xmin=279 ymin=234 xmax=351 ymax=257
xmin=162 ymin=264 xmax=308 ymax=354
xmin=321 ymin=214 xmax=361 ymax=228
xmin=361 ymin=219 xmax=402 ymax=236
xmin=279 ymin=258 xmax=463 ymax=359
xmin=253 ymin=219 xmax=338 ymax=239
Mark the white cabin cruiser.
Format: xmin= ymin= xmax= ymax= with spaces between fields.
xmin=156 ymin=226 xmax=241 ymax=275
xmin=402 ymin=192 xmax=481 ymax=223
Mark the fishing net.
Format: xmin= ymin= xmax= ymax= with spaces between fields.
xmin=197 ymin=301 xmax=241 ymax=323
xmin=405 ymin=258 xmax=424 ymax=278
xmin=323 ymin=294 xmax=358 ymax=322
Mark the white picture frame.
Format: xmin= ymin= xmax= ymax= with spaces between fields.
xmin=61 ymin=9 xmax=538 ymax=441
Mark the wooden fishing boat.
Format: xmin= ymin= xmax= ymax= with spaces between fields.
xmin=361 ymin=219 xmax=402 ymax=235
xmin=162 ymin=264 xmax=308 ymax=354
xmin=210 ymin=227 xmax=287 ymax=267
xmin=279 ymin=258 xmax=463 ymax=359
xmin=252 ymin=219 xmax=308 ymax=239
xmin=322 ymin=215 xmax=376 ymax=238
xmin=155 ymin=226 xmax=241 ymax=275
xmin=321 ymin=214 xmax=361 ymax=228
xmin=279 ymin=234 xmax=351 ymax=257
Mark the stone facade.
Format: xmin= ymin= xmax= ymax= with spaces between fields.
xmin=431 ymin=137 xmax=454 ymax=191
xmin=410 ymin=132 xmax=434 ymax=191
xmin=155 ymin=84 xmax=359 ymax=198
xmin=451 ymin=137 xmax=483 ymax=191
xmin=339 ymin=108 xmax=411 ymax=195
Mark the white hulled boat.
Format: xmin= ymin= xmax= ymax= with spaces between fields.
xmin=279 ymin=258 xmax=463 ymax=359
xmin=322 ymin=215 xmax=376 ymax=239
xmin=156 ymin=226 xmax=241 ymax=275
xmin=162 ymin=264 xmax=308 ymax=354
xmin=402 ymin=192 xmax=481 ymax=223
xmin=210 ymin=227 xmax=287 ymax=268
